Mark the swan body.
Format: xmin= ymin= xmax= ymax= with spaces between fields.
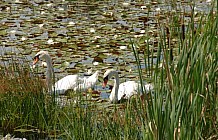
xmin=103 ymin=69 xmax=153 ymax=103
xmin=33 ymin=50 xmax=99 ymax=94
xmin=73 ymin=70 xmax=100 ymax=92
xmin=117 ymin=81 xmax=139 ymax=101
xmin=54 ymin=75 xmax=78 ymax=94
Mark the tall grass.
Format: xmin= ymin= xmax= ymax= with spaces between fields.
xmin=132 ymin=6 xmax=217 ymax=140
xmin=0 ymin=58 xmax=52 ymax=138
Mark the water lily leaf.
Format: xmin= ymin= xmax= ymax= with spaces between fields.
xmin=31 ymin=19 xmax=44 ymax=24
xmin=0 ymin=30 xmax=7 ymax=36
xmin=66 ymin=68 xmax=79 ymax=74
xmin=56 ymin=38 xmax=68 ymax=42
xmin=50 ymin=32 xmax=58 ymax=37
xmin=68 ymin=43 xmax=78 ymax=49
xmin=62 ymin=61 xmax=70 ymax=67
xmin=93 ymin=56 xmax=103 ymax=63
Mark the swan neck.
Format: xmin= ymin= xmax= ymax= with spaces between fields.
xmin=44 ymin=54 xmax=54 ymax=91
xmin=110 ymin=72 xmax=119 ymax=103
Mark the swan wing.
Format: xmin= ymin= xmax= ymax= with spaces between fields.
xmin=74 ymin=70 xmax=99 ymax=91
xmin=118 ymin=81 xmax=138 ymax=100
xmin=53 ymin=75 xmax=78 ymax=94
xmin=85 ymin=70 xmax=99 ymax=88
xmin=74 ymin=77 xmax=89 ymax=92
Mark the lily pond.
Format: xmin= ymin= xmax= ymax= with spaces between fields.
xmin=0 ymin=0 xmax=213 ymax=96
xmin=0 ymin=0 xmax=213 ymax=75
xmin=0 ymin=0 xmax=217 ymax=139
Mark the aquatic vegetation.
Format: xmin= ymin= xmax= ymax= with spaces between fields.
xmin=0 ymin=0 xmax=217 ymax=139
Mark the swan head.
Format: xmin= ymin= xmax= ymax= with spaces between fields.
xmin=33 ymin=50 xmax=49 ymax=65
xmin=102 ymin=69 xmax=117 ymax=87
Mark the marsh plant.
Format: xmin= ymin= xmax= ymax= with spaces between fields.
xmin=0 ymin=4 xmax=217 ymax=140
xmin=131 ymin=6 xmax=218 ymax=140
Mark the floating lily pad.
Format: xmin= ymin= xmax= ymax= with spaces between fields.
xmin=0 ymin=30 xmax=7 ymax=36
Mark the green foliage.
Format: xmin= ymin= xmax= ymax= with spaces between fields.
xmin=0 ymin=4 xmax=217 ymax=140
xmin=0 ymin=59 xmax=50 ymax=138
xmin=132 ymin=8 xmax=217 ymax=140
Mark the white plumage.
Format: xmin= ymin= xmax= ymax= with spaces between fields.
xmin=33 ymin=50 xmax=99 ymax=94
xmin=103 ymin=69 xmax=153 ymax=103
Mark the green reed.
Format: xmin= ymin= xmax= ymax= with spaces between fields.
xmin=0 ymin=57 xmax=57 ymax=138
xmin=132 ymin=5 xmax=217 ymax=140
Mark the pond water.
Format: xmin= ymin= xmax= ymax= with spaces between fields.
xmin=0 ymin=0 xmax=215 ymax=98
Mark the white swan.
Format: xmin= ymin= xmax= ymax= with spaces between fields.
xmin=33 ymin=50 xmax=99 ymax=94
xmin=103 ymin=69 xmax=153 ymax=103
xmin=73 ymin=70 xmax=100 ymax=92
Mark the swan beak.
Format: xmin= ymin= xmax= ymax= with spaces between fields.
xmin=33 ymin=56 xmax=39 ymax=65
xmin=102 ymin=79 xmax=108 ymax=88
